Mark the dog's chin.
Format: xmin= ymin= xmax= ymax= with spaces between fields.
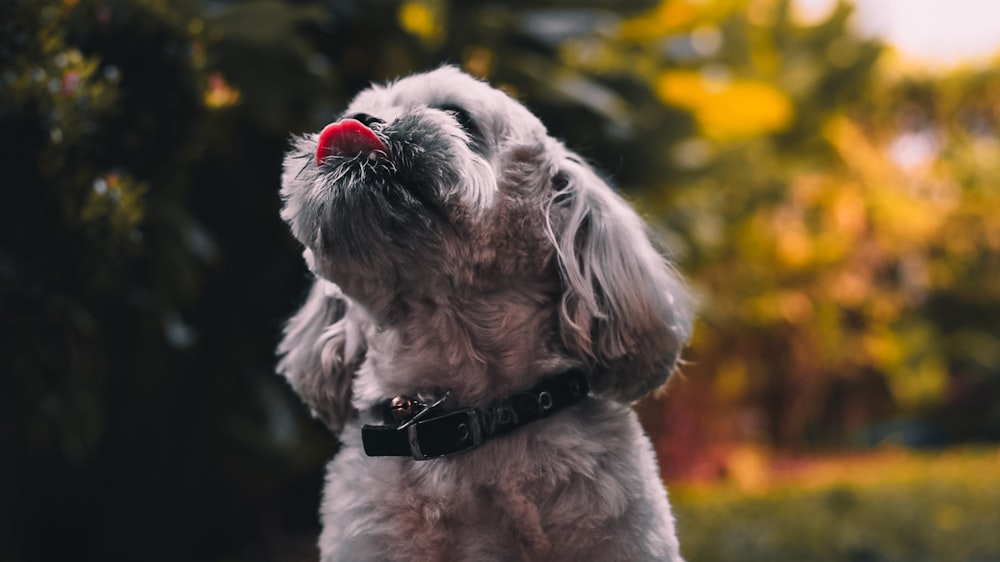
xmin=319 ymin=164 xmax=440 ymax=244
xmin=305 ymin=158 xmax=464 ymax=305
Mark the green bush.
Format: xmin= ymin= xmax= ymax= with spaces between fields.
xmin=673 ymin=449 xmax=1000 ymax=562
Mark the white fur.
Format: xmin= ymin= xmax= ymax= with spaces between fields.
xmin=278 ymin=67 xmax=693 ymax=561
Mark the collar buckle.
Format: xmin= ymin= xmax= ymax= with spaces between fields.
xmin=407 ymin=408 xmax=482 ymax=460
xmin=396 ymin=389 xmax=451 ymax=430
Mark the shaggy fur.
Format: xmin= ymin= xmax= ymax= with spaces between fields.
xmin=278 ymin=66 xmax=693 ymax=562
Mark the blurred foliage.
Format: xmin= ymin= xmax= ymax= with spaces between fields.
xmin=673 ymin=448 xmax=1000 ymax=562
xmin=2 ymin=0 xmax=999 ymax=560
xmin=632 ymin=1 xmax=1000 ymax=471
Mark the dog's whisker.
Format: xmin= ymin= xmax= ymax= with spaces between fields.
xmin=294 ymin=158 xmax=311 ymax=180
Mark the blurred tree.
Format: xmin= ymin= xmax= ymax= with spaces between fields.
xmin=1 ymin=1 xmax=328 ymax=560
xmin=614 ymin=1 xmax=1000 ymax=474
xmin=849 ymin=67 xmax=1000 ymax=444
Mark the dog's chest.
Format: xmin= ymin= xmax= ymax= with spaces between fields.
xmin=323 ymin=424 xmax=617 ymax=560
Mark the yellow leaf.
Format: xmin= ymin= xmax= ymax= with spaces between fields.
xmin=886 ymin=357 xmax=948 ymax=410
xmin=715 ymin=360 xmax=749 ymax=401
xmin=398 ymin=1 xmax=443 ymax=47
xmin=619 ymin=0 xmax=696 ymax=41
xmin=203 ymin=72 xmax=240 ymax=109
xmin=656 ymin=70 xmax=794 ymax=140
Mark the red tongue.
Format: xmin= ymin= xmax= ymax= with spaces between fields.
xmin=316 ymin=119 xmax=387 ymax=164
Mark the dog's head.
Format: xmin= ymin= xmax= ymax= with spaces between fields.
xmin=279 ymin=67 xmax=692 ymax=431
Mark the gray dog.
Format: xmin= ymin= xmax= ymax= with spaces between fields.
xmin=278 ymin=66 xmax=693 ymax=562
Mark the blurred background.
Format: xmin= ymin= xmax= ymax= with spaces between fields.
xmin=2 ymin=0 xmax=999 ymax=560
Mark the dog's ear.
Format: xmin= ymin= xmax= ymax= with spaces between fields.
xmin=277 ymin=276 xmax=368 ymax=434
xmin=546 ymin=156 xmax=694 ymax=403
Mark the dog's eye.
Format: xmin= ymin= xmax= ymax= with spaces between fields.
xmin=552 ymin=171 xmax=569 ymax=190
xmin=438 ymin=104 xmax=475 ymax=132
xmin=436 ymin=104 xmax=486 ymax=152
xmin=552 ymin=172 xmax=574 ymax=205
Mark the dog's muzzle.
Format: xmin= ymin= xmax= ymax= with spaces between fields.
xmin=361 ymin=369 xmax=590 ymax=460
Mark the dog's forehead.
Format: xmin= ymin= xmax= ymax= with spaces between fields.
xmin=353 ymin=68 xmax=494 ymax=108
xmin=394 ymin=68 xmax=497 ymax=105
xmin=345 ymin=67 xmax=544 ymax=135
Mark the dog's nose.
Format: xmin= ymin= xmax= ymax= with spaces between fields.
xmin=347 ymin=113 xmax=383 ymax=127
xmin=316 ymin=119 xmax=387 ymax=165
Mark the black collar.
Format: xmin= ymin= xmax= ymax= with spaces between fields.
xmin=361 ymin=369 xmax=589 ymax=460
